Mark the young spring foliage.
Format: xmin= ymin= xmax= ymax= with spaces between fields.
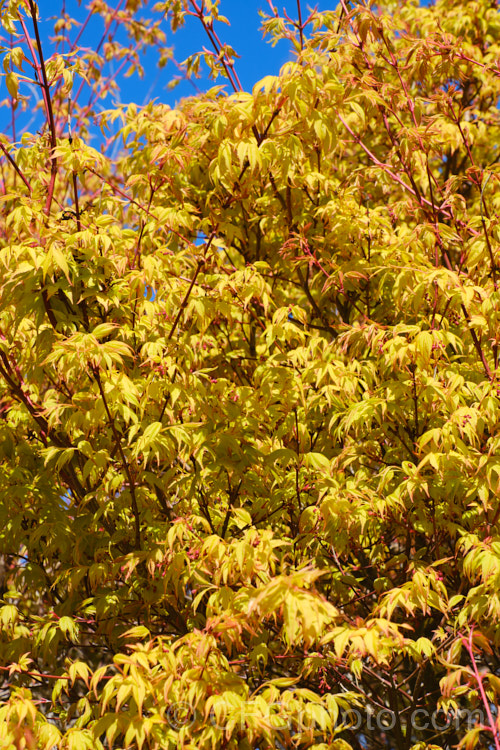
xmin=0 ymin=0 xmax=500 ymax=748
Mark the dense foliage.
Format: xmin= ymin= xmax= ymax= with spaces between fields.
xmin=0 ymin=0 xmax=500 ymax=748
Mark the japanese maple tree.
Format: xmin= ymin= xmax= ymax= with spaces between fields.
xmin=0 ymin=0 xmax=500 ymax=749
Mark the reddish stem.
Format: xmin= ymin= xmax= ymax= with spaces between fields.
xmin=337 ymin=112 xmax=451 ymax=218
xmin=25 ymin=1 xmax=58 ymax=216
xmin=0 ymin=142 xmax=32 ymax=193
xmin=463 ymin=629 xmax=500 ymax=750
xmin=187 ymin=0 xmax=242 ymax=93
xmin=296 ymin=0 xmax=304 ymax=51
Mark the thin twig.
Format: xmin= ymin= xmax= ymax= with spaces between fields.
xmin=0 ymin=142 xmax=32 ymax=193
xmin=337 ymin=113 xmax=451 ymax=218
xmin=167 ymin=231 xmax=216 ymax=341
xmin=92 ymin=367 xmax=142 ymax=549
xmin=463 ymin=629 xmax=500 ymax=750
xmin=26 ymin=0 xmax=58 ymax=215
xmin=296 ymin=0 xmax=304 ymax=51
